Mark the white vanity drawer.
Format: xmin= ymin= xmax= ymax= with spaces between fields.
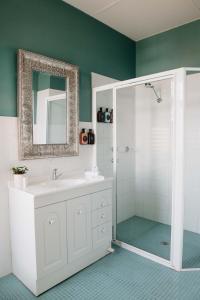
xmin=92 ymin=222 xmax=112 ymax=249
xmin=91 ymin=189 xmax=112 ymax=211
xmin=92 ymin=206 xmax=112 ymax=228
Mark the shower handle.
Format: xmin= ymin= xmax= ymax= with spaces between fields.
xmin=111 ymin=158 xmax=119 ymax=163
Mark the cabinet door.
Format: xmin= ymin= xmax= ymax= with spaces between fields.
xmin=67 ymin=195 xmax=92 ymax=263
xmin=35 ymin=202 xmax=67 ymax=278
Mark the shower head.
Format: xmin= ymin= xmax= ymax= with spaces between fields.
xmin=145 ymin=82 xmax=162 ymax=103
xmin=145 ymin=82 xmax=153 ymax=88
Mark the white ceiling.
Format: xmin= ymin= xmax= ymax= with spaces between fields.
xmin=63 ymin=0 xmax=200 ymax=41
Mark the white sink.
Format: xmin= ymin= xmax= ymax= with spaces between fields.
xmin=38 ymin=176 xmax=104 ymax=189
xmin=39 ymin=178 xmax=86 ymax=188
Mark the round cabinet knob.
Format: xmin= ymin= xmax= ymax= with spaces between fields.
xmin=100 ymin=202 xmax=105 ymax=208
xmin=49 ymin=219 xmax=55 ymax=225
xmin=101 ymin=213 xmax=105 ymax=219
xmin=77 ymin=209 xmax=83 ymax=215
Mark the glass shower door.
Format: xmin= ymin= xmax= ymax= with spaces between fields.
xmin=116 ymin=78 xmax=173 ymax=261
xmin=182 ymin=70 xmax=200 ymax=269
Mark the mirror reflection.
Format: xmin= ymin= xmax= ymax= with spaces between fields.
xmin=32 ymin=70 xmax=67 ymax=144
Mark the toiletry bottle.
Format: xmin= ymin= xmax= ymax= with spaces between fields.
xmin=80 ymin=129 xmax=88 ymax=145
xmin=97 ymin=107 xmax=104 ymax=122
xmin=104 ymin=108 xmax=110 ymax=123
xmin=110 ymin=109 xmax=113 ymax=123
xmin=88 ymin=129 xmax=95 ymax=144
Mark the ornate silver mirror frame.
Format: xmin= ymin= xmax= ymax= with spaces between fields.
xmin=18 ymin=49 xmax=79 ymax=160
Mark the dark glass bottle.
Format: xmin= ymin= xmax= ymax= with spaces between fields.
xmin=88 ymin=129 xmax=95 ymax=144
xmin=97 ymin=107 xmax=104 ymax=122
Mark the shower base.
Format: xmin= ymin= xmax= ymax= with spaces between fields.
xmin=116 ymin=216 xmax=200 ymax=269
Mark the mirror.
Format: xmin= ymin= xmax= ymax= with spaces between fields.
xmin=32 ymin=71 xmax=67 ymax=144
xmin=18 ymin=50 xmax=79 ymax=160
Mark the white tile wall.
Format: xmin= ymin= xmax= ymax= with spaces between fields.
xmin=97 ymin=123 xmax=113 ymax=177
xmin=134 ymin=79 xmax=172 ymax=226
xmin=0 ymin=117 xmax=94 ymax=277
xmin=115 ymin=76 xmax=200 ymax=237
xmin=96 ymin=81 xmax=172 ymax=226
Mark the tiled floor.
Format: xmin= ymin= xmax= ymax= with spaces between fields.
xmin=117 ymin=215 xmax=200 ymax=268
xmin=1 ymin=246 xmax=200 ymax=299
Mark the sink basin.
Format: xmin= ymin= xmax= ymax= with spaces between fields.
xmin=38 ymin=176 xmax=104 ymax=189
xmin=39 ymin=178 xmax=86 ymax=188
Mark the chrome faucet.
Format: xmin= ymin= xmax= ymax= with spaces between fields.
xmin=52 ymin=168 xmax=63 ymax=180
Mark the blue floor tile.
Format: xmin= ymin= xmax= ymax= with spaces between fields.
xmin=1 ymin=246 xmax=200 ymax=299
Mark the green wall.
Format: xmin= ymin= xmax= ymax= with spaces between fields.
xmin=0 ymin=0 xmax=135 ymax=121
xmin=3 ymin=0 xmax=199 ymax=120
xmin=32 ymin=72 xmax=65 ymax=92
xmin=136 ymin=19 xmax=200 ymax=77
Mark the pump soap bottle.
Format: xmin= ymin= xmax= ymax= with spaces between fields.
xmin=88 ymin=129 xmax=95 ymax=144
xmin=97 ymin=107 xmax=104 ymax=122
xmin=80 ymin=129 xmax=88 ymax=145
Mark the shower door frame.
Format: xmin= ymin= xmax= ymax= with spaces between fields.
xmin=93 ymin=68 xmax=186 ymax=271
xmin=180 ymin=67 xmax=200 ymax=272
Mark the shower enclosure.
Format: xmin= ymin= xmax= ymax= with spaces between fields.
xmin=93 ymin=68 xmax=200 ymax=272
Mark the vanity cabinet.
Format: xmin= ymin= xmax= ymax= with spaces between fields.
xmin=9 ymin=179 xmax=113 ymax=296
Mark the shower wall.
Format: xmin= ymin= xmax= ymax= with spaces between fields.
xmin=134 ymin=80 xmax=172 ymax=226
